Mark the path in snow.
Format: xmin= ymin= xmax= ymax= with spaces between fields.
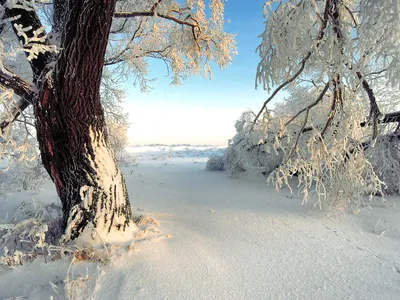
xmin=96 ymin=158 xmax=400 ymax=300
xmin=0 ymin=148 xmax=399 ymax=299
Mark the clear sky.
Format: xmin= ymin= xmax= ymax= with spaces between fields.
xmin=124 ymin=0 xmax=276 ymax=145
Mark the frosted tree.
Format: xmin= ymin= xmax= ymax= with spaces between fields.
xmin=224 ymin=0 xmax=400 ymax=208
xmin=0 ymin=0 xmax=235 ymax=241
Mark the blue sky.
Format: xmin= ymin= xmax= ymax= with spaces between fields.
xmin=124 ymin=0 xmax=278 ymax=145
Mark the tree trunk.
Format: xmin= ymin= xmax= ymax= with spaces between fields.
xmin=34 ymin=0 xmax=134 ymax=242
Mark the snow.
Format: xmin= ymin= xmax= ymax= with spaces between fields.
xmin=1 ymin=145 xmax=400 ymax=299
xmin=125 ymin=145 xmax=225 ymax=162
xmin=67 ymin=127 xmax=138 ymax=244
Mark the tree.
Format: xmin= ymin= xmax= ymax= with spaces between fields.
xmin=223 ymin=0 xmax=400 ymax=209
xmin=0 ymin=0 xmax=235 ymax=242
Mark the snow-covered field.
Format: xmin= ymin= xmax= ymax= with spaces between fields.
xmin=0 ymin=145 xmax=400 ymax=299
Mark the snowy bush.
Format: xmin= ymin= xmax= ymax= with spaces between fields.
xmin=0 ymin=199 xmax=64 ymax=267
xmin=222 ymin=104 xmax=396 ymax=210
xmin=0 ymin=158 xmax=47 ymax=195
xmin=222 ymin=111 xmax=284 ymax=177
xmin=206 ymin=155 xmax=225 ymax=171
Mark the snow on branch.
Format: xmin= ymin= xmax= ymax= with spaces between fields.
xmin=253 ymin=0 xmax=334 ymax=128
xmin=252 ymin=51 xmax=312 ymax=130
xmin=0 ymin=97 xmax=32 ymax=134
xmin=356 ymin=71 xmax=382 ymax=140
xmin=109 ymin=0 xmax=235 ymax=87
xmin=0 ymin=68 xmax=36 ymax=102
xmin=221 ymin=0 xmax=400 ymax=210
xmin=0 ymin=68 xmax=35 ymax=133
xmin=1 ymin=0 xmax=54 ymax=79
xmin=285 ymin=82 xmax=330 ymax=128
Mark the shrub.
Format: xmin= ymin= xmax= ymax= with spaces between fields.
xmin=206 ymin=155 xmax=225 ymax=171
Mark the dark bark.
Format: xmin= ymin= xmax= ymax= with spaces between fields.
xmin=34 ymin=0 xmax=132 ymax=241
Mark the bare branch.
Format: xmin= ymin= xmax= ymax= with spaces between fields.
xmin=298 ymin=78 xmax=318 ymax=88
xmin=381 ymin=111 xmax=400 ymax=124
xmin=114 ymin=11 xmax=199 ymax=29
xmin=365 ymin=69 xmax=387 ymax=77
xmin=343 ymin=4 xmax=357 ymax=27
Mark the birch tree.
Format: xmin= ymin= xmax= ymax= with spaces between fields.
xmin=224 ymin=0 xmax=400 ymax=209
xmin=0 ymin=0 xmax=235 ymax=241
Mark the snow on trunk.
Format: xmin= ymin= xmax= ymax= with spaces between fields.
xmin=65 ymin=126 xmax=135 ymax=243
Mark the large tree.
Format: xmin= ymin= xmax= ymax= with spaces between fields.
xmin=0 ymin=0 xmax=235 ymax=241
xmin=223 ymin=0 xmax=400 ymax=208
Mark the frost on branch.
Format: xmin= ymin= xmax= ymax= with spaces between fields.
xmin=13 ymin=24 xmax=58 ymax=61
xmin=108 ymin=0 xmax=236 ymax=87
xmin=222 ymin=90 xmax=392 ymax=210
xmin=218 ymin=0 xmax=400 ymax=209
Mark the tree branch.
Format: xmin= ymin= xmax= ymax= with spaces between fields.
xmin=150 ymin=0 xmax=163 ymax=13
xmin=114 ymin=11 xmax=199 ymax=29
xmin=252 ymin=0 xmax=332 ymax=131
xmin=110 ymin=18 xmax=128 ymax=34
xmin=285 ymin=109 xmax=310 ymax=162
xmin=252 ymin=52 xmax=313 ymax=131
xmin=110 ymin=0 xmax=164 ymax=35
xmin=320 ymin=75 xmax=342 ymax=137
xmin=0 ymin=98 xmax=32 ymax=134
xmin=343 ymin=4 xmax=357 ymax=27
xmin=1 ymin=0 xmax=52 ymax=80
xmin=0 ymin=69 xmax=36 ymax=101
xmin=105 ymin=20 xmax=144 ymax=65
xmin=0 ymin=69 xmax=36 ymax=133
xmin=105 ymin=47 xmax=171 ymax=66
xmin=356 ymin=71 xmax=381 ymax=139
xmin=284 ymin=82 xmax=330 ymax=127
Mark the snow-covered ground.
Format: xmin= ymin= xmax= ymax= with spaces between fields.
xmin=125 ymin=145 xmax=226 ymax=162
xmin=0 ymin=145 xmax=400 ymax=299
